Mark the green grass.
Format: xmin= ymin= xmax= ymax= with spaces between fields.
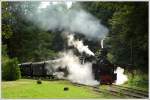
xmin=124 ymin=72 xmax=149 ymax=91
xmin=2 ymin=79 xmax=119 ymax=99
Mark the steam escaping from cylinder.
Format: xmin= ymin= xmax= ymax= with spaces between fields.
xmin=67 ymin=33 xmax=94 ymax=56
xmin=114 ymin=67 xmax=128 ymax=85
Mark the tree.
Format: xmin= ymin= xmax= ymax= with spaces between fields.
xmin=82 ymin=2 xmax=148 ymax=72
xmin=2 ymin=2 xmax=60 ymax=62
xmin=109 ymin=2 xmax=148 ymax=72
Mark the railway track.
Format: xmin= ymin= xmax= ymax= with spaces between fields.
xmin=72 ymin=83 xmax=149 ymax=98
xmin=109 ymin=84 xmax=149 ymax=98
xmin=111 ymin=84 xmax=148 ymax=97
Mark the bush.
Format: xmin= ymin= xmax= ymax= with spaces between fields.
xmin=2 ymin=57 xmax=21 ymax=81
xmin=126 ymin=70 xmax=148 ymax=89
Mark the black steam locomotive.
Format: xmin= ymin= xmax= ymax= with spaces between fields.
xmin=92 ymin=48 xmax=117 ymax=84
xmin=18 ymin=48 xmax=117 ymax=84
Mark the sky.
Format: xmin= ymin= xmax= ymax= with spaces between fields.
xmin=39 ymin=1 xmax=73 ymax=9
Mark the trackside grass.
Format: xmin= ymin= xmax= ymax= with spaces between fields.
xmin=2 ymin=79 xmax=119 ymax=99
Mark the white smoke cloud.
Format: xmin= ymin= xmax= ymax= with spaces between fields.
xmin=27 ymin=2 xmax=108 ymax=40
xmin=67 ymin=33 xmax=94 ymax=56
xmin=114 ymin=67 xmax=128 ymax=85
xmin=49 ymin=32 xmax=97 ymax=85
xmin=38 ymin=2 xmax=50 ymax=9
xmin=53 ymin=72 xmax=65 ymax=79
xmin=55 ymin=51 xmax=99 ymax=86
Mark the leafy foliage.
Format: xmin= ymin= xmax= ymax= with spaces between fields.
xmin=83 ymin=2 xmax=148 ymax=72
xmin=126 ymin=70 xmax=148 ymax=89
xmin=2 ymin=52 xmax=21 ymax=81
xmin=108 ymin=2 xmax=148 ymax=72
xmin=2 ymin=2 xmax=13 ymax=39
xmin=2 ymin=2 xmax=59 ymax=62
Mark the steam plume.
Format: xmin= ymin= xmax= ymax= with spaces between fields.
xmin=45 ymin=33 xmax=98 ymax=86
xmin=114 ymin=67 xmax=128 ymax=85
xmin=67 ymin=33 xmax=94 ymax=56
xmin=46 ymin=50 xmax=99 ymax=86
xmin=27 ymin=2 xmax=108 ymax=40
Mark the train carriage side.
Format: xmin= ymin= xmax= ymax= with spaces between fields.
xmin=31 ymin=62 xmax=47 ymax=77
xmin=19 ymin=62 xmax=32 ymax=77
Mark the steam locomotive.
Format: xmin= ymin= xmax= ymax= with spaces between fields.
xmin=18 ymin=48 xmax=117 ymax=84
xmin=92 ymin=48 xmax=117 ymax=84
